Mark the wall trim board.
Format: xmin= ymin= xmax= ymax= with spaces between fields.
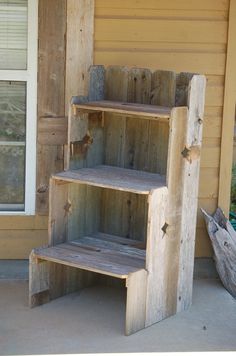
xmin=219 ymin=0 xmax=236 ymax=215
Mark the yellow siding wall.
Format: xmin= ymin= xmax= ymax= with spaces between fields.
xmin=0 ymin=0 xmax=230 ymax=259
xmin=94 ymin=0 xmax=230 ymax=257
xmin=0 ymin=216 xmax=47 ymax=259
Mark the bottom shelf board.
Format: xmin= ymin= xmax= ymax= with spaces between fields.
xmin=33 ymin=233 xmax=146 ymax=279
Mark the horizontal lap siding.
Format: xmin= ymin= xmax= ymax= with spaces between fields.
xmin=94 ymin=0 xmax=230 ymax=256
xmin=0 ymin=216 xmax=48 ymax=259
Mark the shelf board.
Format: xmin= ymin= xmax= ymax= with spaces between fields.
xmin=53 ymin=165 xmax=166 ymax=194
xmin=73 ymin=100 xmax=171 ymax=121
xmin=33 ymin=233 xmax=146 ymax=279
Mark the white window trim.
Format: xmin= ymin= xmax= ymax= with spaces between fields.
xmin=0 ymin=0 xmax=38 ymax=215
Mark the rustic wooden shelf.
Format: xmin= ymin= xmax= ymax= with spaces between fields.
xmin=73 ymin=100 xmax=171 ymax=121
xmin=30 ymin=65 xmax=206 ymax=336
xmin=33 ymin=233 xmax=145 ymax=279
xmin=53 ymin=165 xmax=166 ymax=194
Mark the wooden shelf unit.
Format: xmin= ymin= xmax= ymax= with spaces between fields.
xmin=30 ymin=65 xmax=206 ymax=335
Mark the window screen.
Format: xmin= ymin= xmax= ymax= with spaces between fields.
xmin=0 ymin=0 xmax=27 ymax=70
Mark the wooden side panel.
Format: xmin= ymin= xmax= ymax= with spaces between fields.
xmin=36 ymin=0 xmax=67 ymax=215
xmin=145 ymin=187 xmax=168 ymax=326
xmin=125 ymin=269 xmax=147 ymax=335
xmin=29 ymin=251 xmax=49 ymax=307
xmin=165 ymin=107 xmax=189 ymax=314
xmin=49 ymin=179 xmax=69 ymax=246
xmin=177 ymin=75 xmax=206 ymax=311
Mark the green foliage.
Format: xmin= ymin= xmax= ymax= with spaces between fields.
xmin=230 ymin=164 xmax=236 ymax=213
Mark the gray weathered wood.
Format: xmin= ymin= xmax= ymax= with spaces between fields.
xmin=88 ymin=65 xmax=105 ymax=101
xmin=74 ymin=100 xmax=171 ymax=120
xmin=145 ymin=186 xmax=169 ymax=326
xmin=33 ymin=242 xmax=145 ymax=279
xmin=53 ymin=165 xmax=166 ymax=194
xmin=176 ymin=75 xmax=206 ymax=312
xmin=202 ymin=208 xmax=236 ymax=298
xmin=175 ymin=72 xmax=194 ymax=106
xmin=126 ymin=269 xmax=147 ymax=335
xmin=29 ymin=250 xmax=50 ymax=307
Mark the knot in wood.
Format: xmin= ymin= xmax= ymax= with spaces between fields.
xmin=181 ymin=145 xmax=200 ymax=163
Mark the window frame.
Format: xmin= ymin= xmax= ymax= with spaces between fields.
xmin=0 ymin=0 xmax=38 ymax=215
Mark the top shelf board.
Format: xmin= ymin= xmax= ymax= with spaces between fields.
xmin=53 ymin=165 xmax=166 ymax=195
xmin=73 ymin=100 xmax=172 ymax=121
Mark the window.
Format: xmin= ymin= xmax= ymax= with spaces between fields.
xmin=0 ymin=0 xmax=38 ymax=214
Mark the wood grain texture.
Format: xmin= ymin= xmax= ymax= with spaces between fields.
xmin=74 ymin=100 xmax=171 ymax=120
xmin=29 ymin=251 xmax=49 ymax=307
xmin=126 ymin=269 xmax=148 ymax=335
xmin=38 ymin=117 xmax=68 ymax=145
xmin=145 ymin=187 xmax=169 ymax=326
xmin=218 ymin=0 xmax=236 ymax=215
xmin=36 ymin=0 xmax=67 ymax=214
xmin=202 ymin=208 xmax=236 ymax=298
xmin=65 ymin=0 xmax=95 ymax=111
xmin=33 ymin=240 xmax=145 ymax=279
xmin=53 ymin=165 xmax=166 ymax=194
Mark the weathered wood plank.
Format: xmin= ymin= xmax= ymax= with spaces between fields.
xmin=104 ymin=66 xmax=129 ymax=167
xmin=125 ymin=68 xmax=151 ymax=171
xmin=38 ymin=117 xmax=68 ymax=145
xmin=147 ymin=70 xmax=176 ymax=174
xmin=176 ymin=75 xmax=206 ymax=311
xmin=29 ymin=250 xmax=49 ymax=307
xmin=202 ymin=207 xmax=236 ymax=298
xmin=53 ymin=165 xmax=166 ymax=194
xmin=36 ymin=0 xmax=67 ymax=214
xmin=175 ymin=72 xmax=194 ymax=106
xmin=65 ymin=0 xmax=95 ymax=111
xmin=145 ymin=187 xmax=169 ymax=326
xmin=48 ymin=178 xmax=69 ymax=246
xmin=126 ymin=269 xmax=148 ymax=335
xmin=33 ymin=242 xmax=144 ymax=279
xmin=74 ymin=101 xmax=171 ymax=120
xmin=151 ymin=70 xmax=176 ymax=107
xmin=88 ymin=65 xmax=105 ymax=101
xmin=100 ymin=189 xmax=148 ymax=242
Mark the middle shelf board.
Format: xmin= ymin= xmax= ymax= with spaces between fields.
xmin=33 ymin=232 xmax=146 ymax=279
xmin=73 ymin=100 xmax=171 ymax=121
xmin=53 ymin=165 xmax=166 ymax=194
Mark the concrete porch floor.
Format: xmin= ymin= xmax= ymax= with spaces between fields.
xmin=0 ymin=279 xmax=236 ymax=355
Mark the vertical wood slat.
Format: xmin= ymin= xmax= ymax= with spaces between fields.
xmin=104 ymin=66 xmax=129 ymax=166
xmin=126 ymin=269 xmax=148 ymax=335
xmin=177 ymin=75 xmax=206 ymax=311
xmin=166 ymin=75 xmax=206 ymax=313
xmin=65 ymin=0 xmax=95 ymax=111
xmin=145 ymin=187 xmax=168 ymax=326
xmin=148 ymin=70 xmax=176 ymax=174
xmin=125 ymin=68 xmax=151 ymax=171
xmin=67 ymin=66 xmax=105 ymax=170
xmin=218 ymin=0 xmax=236 ymax=215
xmin=36 ymin=0 xmax=67 ymax=215
xmin=49 ymin=178 xmax=68 ymax=246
